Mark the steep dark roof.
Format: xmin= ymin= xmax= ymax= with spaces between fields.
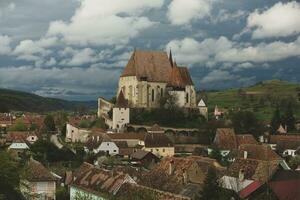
xmin=214 ymin=128 xmax=237 ymax=150
xmin=115 ymin=90 xmax=128 ymax=108
xmin=23 ymin=158 xmax=57 ymax=182
xmin=144 ymin=133 xmax=173 ymax=148
xmin=121 ymin=50 xmax=173 ymax=83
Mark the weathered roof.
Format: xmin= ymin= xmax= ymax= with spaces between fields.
xmin=269 ymin=135 xmax=300 ymax=144
xmin=71 ymin=163 xmax=135 ymax=197
xmin=237 ymin=144 xmax=281 ymax=161
xmin=85 ymin=131 xmax=112 ymax=150
xmin=23 ymin=158 xmax=57 ymax=182
xmin=276 ymin=140 xmax=300 ymax=153
xmin=6 ymin=131 xmax=37 ymax=142
xmin=236 ymin=135 xmax=258 ymax=146
xmin=131 ymin=150 xmax=158 ymax=160
xmin=115 ymin=90 xmax=128 ymax=108
xmin=121 ymin=50 xmax=173 ymax=83
xmin=144 ymin=133 xmax=173 ymax=148
xmin=214 ymin=128 xmax=237 ymax=150
xmin=226 ymin=158 xmax=281 ymax=183
xmin=148 ymin=124 xmax=164 ymax=132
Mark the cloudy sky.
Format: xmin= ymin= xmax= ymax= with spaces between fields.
xmin=0 ymin=0 xmax=299 ymax=100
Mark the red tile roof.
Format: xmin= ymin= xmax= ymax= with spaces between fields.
xmin=237 ymin=144 xmax=281 ymax=161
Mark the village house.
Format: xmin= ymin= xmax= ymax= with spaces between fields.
xmin=117 ymin=50 xmax=196 ymax=109
xmin=69 ymin=162 xmax=136 ymax=199
xmin=65 ymin=122 xmax=91 ymax=143
xmin=130 ymin=150 xmax=159 ymax=168
xmin=143 ymin=132 xmax=174 ymax=158
xmin=6 ymin=131 xmax=38 ymax=144
xmin=142 ymin=156 xmax=224 ymax=199
xmin=220 ymin=144 xmax=290 ymax=199
xmin=21 ymin=158 xmax=57 ymax=200
xmin=212 ymin=128 xmax=258 ymax=157
xmin=267 ymin=135 xmax=300 ymax=157
xmin=84 ymin=131 xmax=119 ymax=155
xmin=8 ymin=140 xmax=30 ymax=159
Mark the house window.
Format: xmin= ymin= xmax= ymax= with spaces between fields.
xmin=163 ymin=149 xmax=165 ymax=152
xmin=113 ymin=150 xmax=117 ymax=152
xmin=107 ymin=143 xmax=109 ymax=146
xmin=156 ymin=149 xmax=159 ymax=152
xmin=152 ymin=89 xmax=155 ymax=102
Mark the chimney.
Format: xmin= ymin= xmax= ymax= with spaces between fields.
xmin=243 ymin=151 xmax=248 ymax=159
xmin=239 ymin=169 xmax=244 ymax=181
xmin=168 ymin=160 xmax=174 ymax=175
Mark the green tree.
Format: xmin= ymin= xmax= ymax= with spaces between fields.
xmin=288 ymin=156 xmax=300 ymax=170
xmin=44 ymin=115 xmax=56 ymax=133
xmin=270 ymin=107 xmax=281 ymax=134
xmin=283 ymin=102 xmax=295 ymax=132
xmin=200 ymin=168 xmax=221 ymax=200
xmin=8 ymin=119 xmax=27 ymax=131
xmin=230 ymin=111 xmax=264 ymax=138
xmin=0 ymin=151 xmax=24 ymax=200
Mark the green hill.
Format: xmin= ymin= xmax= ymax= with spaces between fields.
xmin=0 ymin=88 xmax=97 ymax=112
xmin=205 ymin=80 xmax=300 ymax=121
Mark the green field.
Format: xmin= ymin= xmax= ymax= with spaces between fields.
xmin=205 ymin=80 xmax=300 ymax=121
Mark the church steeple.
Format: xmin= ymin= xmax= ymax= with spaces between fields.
xmin=169 ymin=49 xmax=173 ymax=67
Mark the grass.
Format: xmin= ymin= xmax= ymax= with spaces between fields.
xmin=205 ymin=80 xmax=300 ymax=121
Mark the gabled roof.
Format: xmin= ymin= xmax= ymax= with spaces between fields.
xmin=115 ymin=90 xmax=128 ymax=108
xmin=226 ymin=158 xmax=281 ymax=183
xmin=85 ymin=131 xmax=112 ymax=150
xmin=236 ymin=135 xmax=258 ymax=147
xmin=71 ymin=163 xmax=135 ymax=197
xmin=23 ymin=158 xmax=57 ymax=182
xmin=144 ymin=133 xmax=173 ymax=148
xmin=197 ymin=99 xmax=206 ymax=107
xmin=214 ymin=128 xmax=237 ymax=150
xmin=121 ymin=50 xmax=173 ymax=83
xmin=148 ymin=124 xmax=164 ymax=132
xmin=131 ymin=150 xmax=158 ymax=160
xmin=237 ymin=144 xmax=281 ymax=161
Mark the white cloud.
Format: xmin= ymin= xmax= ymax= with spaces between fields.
xmin=14 ymin=37 xmax=58 ymax=60
xmin=167 ymin=0 xmax=214 ymax=25
xmin=166 ymin=36 xmax=300 ymax=65
xmin=60 ymin=48 xmax=99 ymax=66
xmin=247 ymin=1 xmax=300 ymax=39
xmin=47 ymin=0 xmax=164 ymax=46
xmin=0 ymin=35 xmax=12 ymax=55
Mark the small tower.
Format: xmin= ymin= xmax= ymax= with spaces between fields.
xmin=113 ymin=91 xmax=130 ymax=132
xmin=198 ymin=99 xmax=208 ymax=119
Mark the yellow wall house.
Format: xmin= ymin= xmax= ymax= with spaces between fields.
xmin=143 ymin=133 xmax=174 ymax=158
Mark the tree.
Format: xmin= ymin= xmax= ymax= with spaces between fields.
xmin=200 ymin=168 xmax=221 ymax=200
xmin=288 ymin=156 xmax=300 ymax=170
xmin=270 ymin=107 xmax=281 ymax=134
xmin=44 ymin=115 xmax=56 ymax=133
xmin=0 ymin=151 xmax=24 ymax=200
xmin=8 ymin=119 xmax=27 ymax=131
xmin=283 ymin=102 xmax=295 ymax=132
xmin=230 ymin=111 xmax=264 ymax=138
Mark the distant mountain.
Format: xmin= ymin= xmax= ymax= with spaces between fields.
xmin=0 ymin=88 xmax=97 ymax=112
xmin=204 ymin=80 xmax=300 ymax=120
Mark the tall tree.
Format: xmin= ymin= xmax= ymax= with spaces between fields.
xmin=44 ymin=114 xmax=56 ymax=133
xmin=283 ymin=102 xmax=295 ymax=132
xmin=270 ymin=107 xmax=281 ymax=134
xmin=200 ymin=167 xmax=221 ymax=200
xmin=0 ymin=151 xmax=24 ymax=200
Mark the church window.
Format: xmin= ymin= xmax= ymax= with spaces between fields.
xmin=152 ymin=89 xmax=155 ymax=102
xmin=186 ymin=93 xmax=189 ymax=103
xmin=161 ymin=88 xmax=163 ymax=96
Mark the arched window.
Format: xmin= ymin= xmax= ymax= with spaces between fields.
xmin=152 ymin=89 xmax=155 ymax=102
xmin=161 ymin=88 xmax=163 ymax=97
xmin=186 ymin=93 xmax=189 ymax=103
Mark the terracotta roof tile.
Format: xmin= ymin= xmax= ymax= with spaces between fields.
xmin=24 ymin=158 xmax=57 ymax=182
xmin=237 ymin=144 xmax=281 ymax=161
